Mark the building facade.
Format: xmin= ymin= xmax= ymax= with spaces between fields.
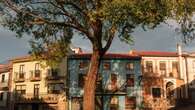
xmin=0 ymin=64 xmax=11 ymax=110
xmin=10 ymin=56 xmax=67 ymax=110
xmin=131 ymin=50 xmax=188 ymax=108
xmin=68 ymin=54 xmax=142 ymax=110
xmin=185 ymin=53 xmax=195 ymax=103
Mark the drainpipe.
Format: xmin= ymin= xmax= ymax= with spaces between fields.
xmin=177 ymin=44 xmax=183 ymax=79
xmin=184 ymin=56 xmax=189 ymax=99
xmin=177 ymin=44 xmax=188 ymax=98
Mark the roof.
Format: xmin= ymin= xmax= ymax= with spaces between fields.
xmin=130 ymin=50 xmax=187 ymax=57
xmin=69 ymin=53 xmax=141 ymax=59
xmin=10 ymin=55 xmax=33 ymax=63
xmin=0 ymin=63 xmax=11 ymax=73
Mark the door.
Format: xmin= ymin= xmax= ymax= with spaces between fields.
xmin=32 ymin=104 xmax=39 ymax=110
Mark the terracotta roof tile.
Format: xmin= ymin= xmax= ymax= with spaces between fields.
xmin=69 ymin=53 xmax=141 ymax=59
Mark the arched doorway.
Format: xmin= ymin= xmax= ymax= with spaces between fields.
xmin=166 ymin=82 xmax=175 ymax=106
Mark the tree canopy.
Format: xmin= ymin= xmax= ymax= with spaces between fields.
xmin=1 ymin=0 xmax=195 ymax=64
xmin=1 ymin=0 xmax=195 ymax=110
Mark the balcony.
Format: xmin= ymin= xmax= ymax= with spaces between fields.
xmin=45 ymin=69 xmax=65 ymax=83
xmin=14 ymin=72 xmax=25 ymax=82
xmin=14 ymin=93 xmax=59 ymax=104
xmin=0 ymin=80 xmax=8 ymax=90
xmin=30 ymin=70 xmax=41 ymax=81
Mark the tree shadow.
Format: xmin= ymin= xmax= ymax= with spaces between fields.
xmin=8 ymin=89 xmax=66 ymax=110
xmin=142 ymin=70 xmax=195 ymax=110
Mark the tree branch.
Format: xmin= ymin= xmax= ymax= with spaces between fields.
xmin=103 ymin=26 xmax=116 ymax=53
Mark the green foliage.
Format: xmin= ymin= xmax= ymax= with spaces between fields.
xmin=1 ymin=0 xmax=195 ymax=65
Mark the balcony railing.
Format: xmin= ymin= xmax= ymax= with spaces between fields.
xmin=14 ymin=93 xmax=59 ymax=103
xmin=14 ymin=72 xmax=25 ymax=82
xmin=45 ymin=69 xmax=65 ymax=82
xmin=30 ymin=70 xmax=41 ymax=81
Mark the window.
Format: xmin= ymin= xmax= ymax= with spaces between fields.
xmin=48 ymin=68 xmax=59 ymax=77
xmin=125 ymin=97 xmax=136 ymax=109
xmin=79 ymin=61 xmax=88 ymax=70
xmin=1 ymin=74 xmax=5 ymax=82
xmin=108 ymin=74 xmax=118 ymax=91
xmin=0 ymin=93 xmax=3 ymax=101
xmin=96 ymin=74 xmax=102 ymax=92
xmin=48 ymin=83 xmax=64 ymax=94
xmin=19 ymin=65 xmax=25 ymax=79
xmin=159 ymin=62 xmax=166 ymax=76
xmin=78 ymin=74 xmax=86 ymax=88
xmin=146 ymin=61 xmax=153 ymax=73
xmin=15 ymin=85 xmax=26 ymax=95
xmin=19 ymin=65 xmax=24 ymax=73
xmin=35 ymin=63 xmax=40 ymax=70
xmin=35 ymin=63 xmax=41 ymax=78
xmin=152 ymin=88 xmax=161 ymax=98
xmin=126 ymin=63 xmax=134 ymax=70
xmin=172 ymin=61 xmax=179 ymax=78
xmin=110 ymin=96 xmax=119 ymax=110
xmin=34 ymin=84 xmax=39 ymax=98
xmin=103 ymin=62 xmax=111 ymax=70
xmin=126 ymin=74 xmax=134 ymax=87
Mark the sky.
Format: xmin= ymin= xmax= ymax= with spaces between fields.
xmin=1 ymin=23 xmax=195 ymax=63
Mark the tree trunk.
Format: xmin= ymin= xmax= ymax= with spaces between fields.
xmin=83 ymin=49 xmax=101 ymax=110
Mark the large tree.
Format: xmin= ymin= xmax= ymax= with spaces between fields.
xmin=1 ymin=0 xmax=195 ymax=110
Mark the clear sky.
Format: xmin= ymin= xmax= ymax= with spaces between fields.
xmin=1 ymin=23 xmax=195 ymax=63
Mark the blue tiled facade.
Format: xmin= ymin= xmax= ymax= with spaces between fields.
xmin=68 ymin=54 xmax=142 ymax=110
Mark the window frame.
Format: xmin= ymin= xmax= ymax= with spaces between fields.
xmin=126 ymin=62 xmax=134 ymax=71
xmin=151 ymin=87 xmax=161 ymax=98
xmin=103 ymin=62 xmax=111 ymax=70
xmin=145 ymin=61 xmax=153 ymax=73
xmin=1 ymin=74 xmax=5 ymax=83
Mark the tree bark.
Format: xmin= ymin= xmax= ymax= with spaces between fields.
xmin=83 ymin=49 xmax=101 ymax=110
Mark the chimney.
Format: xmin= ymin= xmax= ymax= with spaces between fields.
xmin=71 ymin=47 xmax=83 ymax=54
xmin=177 ymin=43 xmax=182 ymax=56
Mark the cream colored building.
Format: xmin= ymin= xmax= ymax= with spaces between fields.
xmin=130 ymin=47 xmax=188 ymax=107
xmin=185 ymin=53 xmax=195 ymax=103
xmin=10 ymin=56 xmax=67 ymax=110
xmin=0 ymin=64 xmax=11 ymax=110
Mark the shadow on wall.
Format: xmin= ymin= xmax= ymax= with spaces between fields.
xmin=8 ymin=90 xmax=66 ymax=110
xmin=141 ymin=72 xmax=195 ymax=110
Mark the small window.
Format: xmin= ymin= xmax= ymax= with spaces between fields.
xmin=126 ymin=63 xmax=134 ymax=70
xmin=126 ymin=74 xmax=134 ymax=87
xmin=146 ymin=61 xmax=153 ymax=73
xmin=35 ymin=63 xmax=40 ymax=70
xmin=15 ymin=85 xmax=26 ymax=95
xmin=172 ymin=61 xmax=179 ymax=78
xmin=110 ymin=96 xmax=119 ymax=110
xmin=125 ymin=97 xmax=136 ymax=109
xmin=96 ymin=74 xmax=102 ymax=92
xmin=79 ymin=61 xmax=88 ymax=70
xmin=19 ymin=65 xmax=25 ymax=73
xmin=152 ymin=88 xmax=161 ymax=98
xmin=103 ymin=62 xmax=111 ymax=70
xmin=48 ymin=83 xmax=63 ymax=94
xmin=0 ymin=93 xmax=3 ymax=101
xmin=78 ymin=74 xmax=86 ymax=88
xmin=1 ymin=74 xmax=5 ymax=83
xmin=159 ymin=62 xmax=166 ymax=76
xmin=108 ymin=74 xmax=118 ymax=91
